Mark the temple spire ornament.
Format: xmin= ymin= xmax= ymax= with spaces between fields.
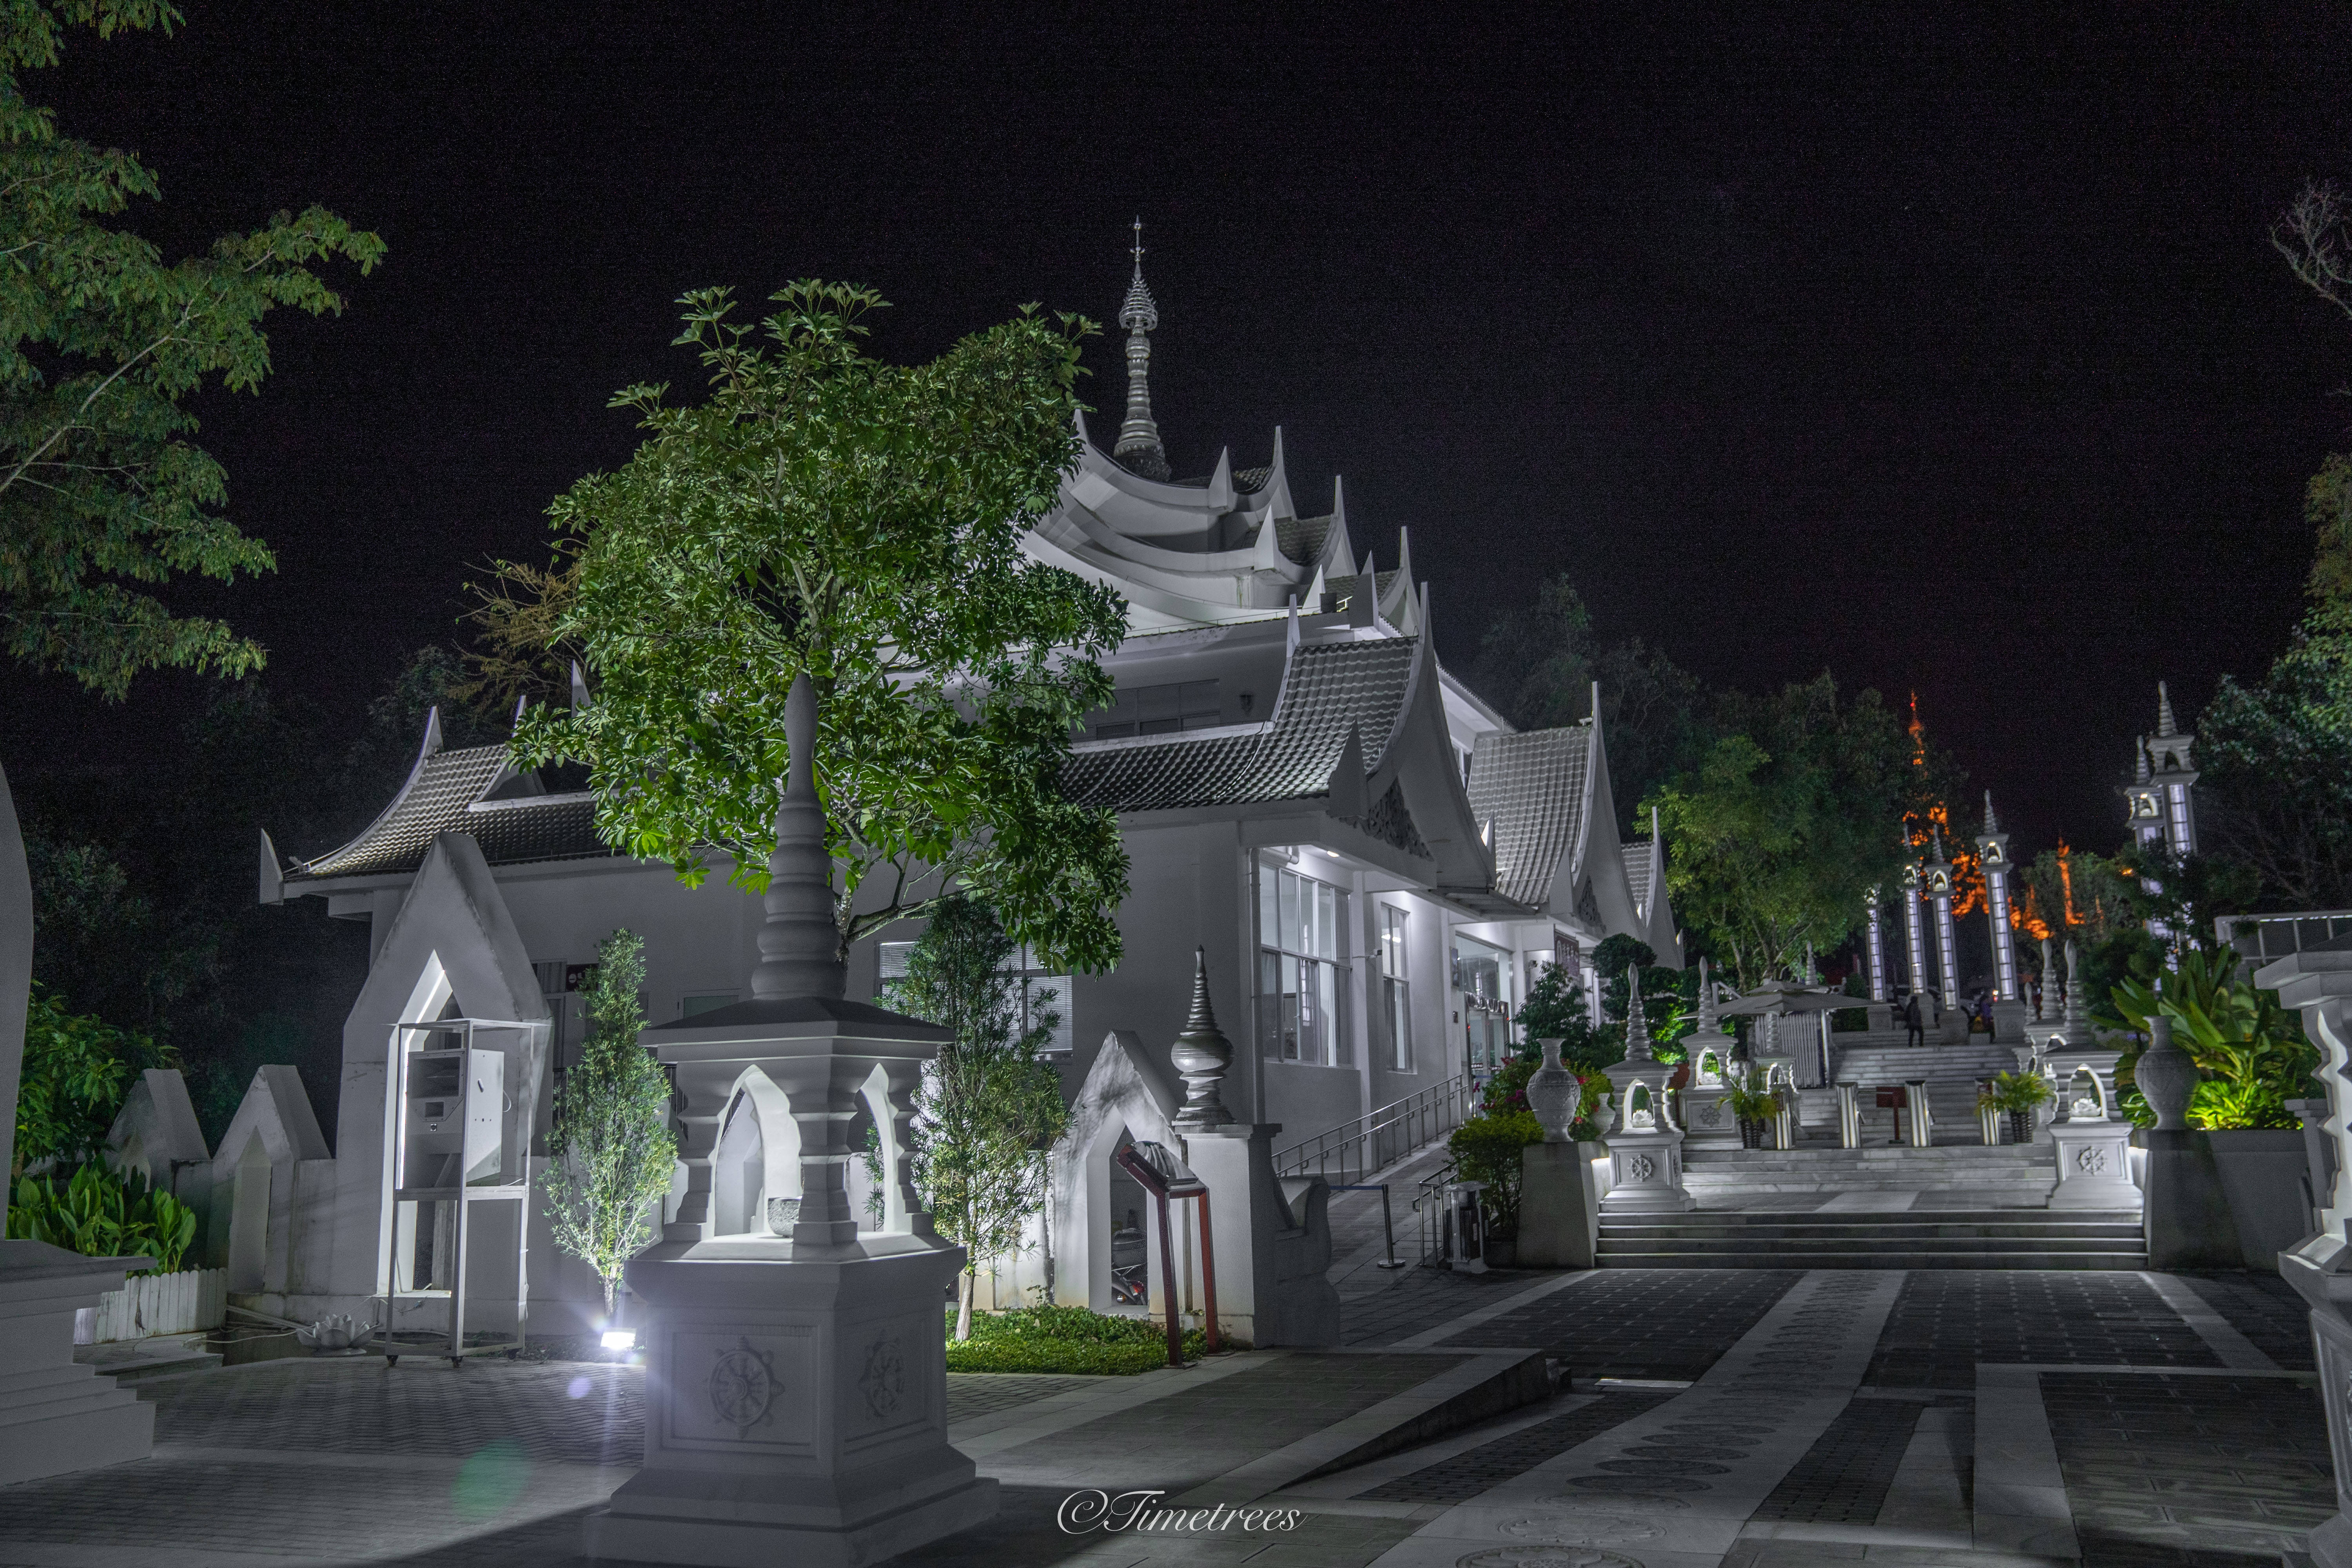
xmin=1622 ymin=963 xmax=1654 ymax=1062
xmin=1169 ymin=949 xmax=1236 ymax=1130
xmin=1113 ymin=219 xmax=1170 ymax=482
xmin=748 ymin=673 xmax=842 ymax=1002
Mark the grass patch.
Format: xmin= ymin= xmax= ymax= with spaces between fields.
xmin=942 ymin=1303 xmax=1230 ymax=1375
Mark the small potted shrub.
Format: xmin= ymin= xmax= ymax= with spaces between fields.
xmin=1721 ymin=1073 xmax=1778 ymax=1149
xmin=1977 ymin=1071 xmax=2054 ymax=1144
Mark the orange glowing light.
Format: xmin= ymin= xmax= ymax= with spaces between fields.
xmin=2058 ymin=842 xmax=2078 ymax=928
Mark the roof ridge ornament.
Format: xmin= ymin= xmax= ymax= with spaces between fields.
xmin=1113 ymin=219 xmax=1170 ymax=482
xmin=2156 ymin=680 xmax=2178 ymax=738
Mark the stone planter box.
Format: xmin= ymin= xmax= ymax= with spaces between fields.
xmin=72 ymin=1267 xmax=226 ymax=1345
xmin=2208 ymin=1129 xmax=2315 ymax=1270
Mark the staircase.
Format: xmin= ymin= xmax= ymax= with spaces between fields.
xmin=1683 ymin=1143 xmax=2057 ymax=1197
xmin=1828 ymin=1040 xmax=2025 ymax=1137
xmin=1597 ymin=1206 xmax=2147 ymax=1269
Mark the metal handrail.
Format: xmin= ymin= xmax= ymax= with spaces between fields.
xmin=1272 ymin=1073 xmax=1474 ymax=1189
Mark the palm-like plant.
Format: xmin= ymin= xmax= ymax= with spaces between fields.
xmin=2109 ymin=949 xmax=2315 ymax=1129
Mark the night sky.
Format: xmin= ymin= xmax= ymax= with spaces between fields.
xmin=7 ymin=2 xmax=2351 ymax=861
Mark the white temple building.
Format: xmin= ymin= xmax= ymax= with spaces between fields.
xmin=238 ymin=238 xmax=1678 ymax=1333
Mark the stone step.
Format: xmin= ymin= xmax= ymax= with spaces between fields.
xmin=1600 ymin=1217 xmax=2142 ymax=1240
xmin=1592 ymin=1203 xmax=2147 ymax=1270
xmin=1596 ymin=1249 xmax=2148 ymax=1270
xmin=1683 ymin=1150 xmax=2050 ymax=1167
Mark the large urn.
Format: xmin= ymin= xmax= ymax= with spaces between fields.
xmin=1524 ymin=1038 xmax=1579 ymax=1142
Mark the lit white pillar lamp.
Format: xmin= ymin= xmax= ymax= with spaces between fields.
xmin=1977 ymin=792 xmax=2019 ymax=1003
xmin=1926 ymin=831 xmax=1960 ymax=1004
xmin=1901 ymin=861 xmax=1929 ymax=996
xmin=1864 ymin=885 xmax=1888 ymax=1003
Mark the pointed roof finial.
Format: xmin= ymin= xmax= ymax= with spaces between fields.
xmin=1983 ymin=789 xmax=1999 ymax=835
xmin=1113 ymin=220 xmax=1169 ymax=481
xmin=2135 ymin=736 xmax=2152 ymax=783
xmin=2156 ymin=680 xmax=2178 ymax=737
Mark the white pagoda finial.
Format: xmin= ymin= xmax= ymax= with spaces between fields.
xmin=1984 ymin=789 xmax=1999 ymax=835
xmin=1113 ymin=221 xmax=1167 ymax=480
xmin=2157 ymin=681 xmax=2178 ymax=738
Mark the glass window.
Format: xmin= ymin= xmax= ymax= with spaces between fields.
xmin=1379 ymin=905 xmax=1410 ymax=1071
xmin=1257 ymin=858 xmax=1351 ymax=1066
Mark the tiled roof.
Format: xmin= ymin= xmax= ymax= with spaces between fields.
xmin=286 ymin=746 xmax=615 ymax=882
xmin=1376 ymin=569 xmax=1402 ymax=599
xmin=1621 ymin=840 xmax=1654 ymax=920
xmin=1466 ymin=726 xmax=1590 ymax=908
xmin=1063 ymin=638 xmax=1419 ymax=815
xmin=1275 ymin=513 xmax=1335 ymax=566
xmin=1235 ymin=466 xmax=1271 ymax=493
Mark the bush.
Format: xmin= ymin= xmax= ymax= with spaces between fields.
xmin=1978 ymin=1071 xmax=2055 ymax=1114
xmin=1447 ymin=1110 xmax=1543 ymax=1240
xmin=8 ymin=1163 xmax=197 ymax=1272
xmin=2108 ymin=947 xmax=2315 ymax=1130
xmin=942 ymin=1304 xmax=1227 ymax=1374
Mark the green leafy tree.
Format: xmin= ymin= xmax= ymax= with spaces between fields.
xmin=542 ymin=929 xmax=675 ymax=1315
xmin=2110 ymin=843 xmax=2258 ymax=954
xmin=0 ymin=1 xmax=381 ymax=698
xmin=886 ymin=894 xmax=1069 ymax=1341
xmin=13 ymin=981 xmax=169 ymax=1179
xmin=510 ymin=282 xmax=1129 ymax=971
xmin=1647 ymin=676 xmax=1913 ymax=988
xmin=1516 ymin=962 xmax=1616 ymax=1073
xmin=1467 ymin=572 xmax=1709 ymax=834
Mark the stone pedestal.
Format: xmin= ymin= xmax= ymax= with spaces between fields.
xmin=2142 ymin=1129 xmax=2243 ymax=1267
xmin=588 ymin=1240 xmax=994 ymax=1568
xmin=2136 ymin=1017 xmax=2242 ymax=1268
xmin=2262 ymin=942 xmax=2352 ymax=1565
xmin=1183 ymin=1124 xmax=1340 ymax=1346
xmin=2049 ymin=1117 xmax=2140 ymax=1209
xmin=1517 ymin=1142 xmax=1597 ymax=1267
xmin=0 ymin=1241 xmax=154 ymax=1486
xmin=1676 ymin=1027 xmax=1741 ymax=1148
xmin=1602 ymin=1128 xmax=1694 ymax=1212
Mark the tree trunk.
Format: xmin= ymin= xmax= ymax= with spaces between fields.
xmin=603 ymin=1273 xmax=619 ymax=1317
xmin=955 ymin=1270 xmax=974 ymax=1342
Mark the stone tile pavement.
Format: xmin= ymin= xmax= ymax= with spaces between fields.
xmin=2042 ymin=1369 xmax=2334 ymax=1566
xmin=0 ymin=1262 xmax=2343 ymax=1566
xmin=1866 ymin=1271 xmax=2226 ymax=1390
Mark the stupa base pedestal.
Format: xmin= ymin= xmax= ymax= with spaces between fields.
xmin=2047 ymin=1119 xmax=2140 ymax=1209
xmin=0 ymin=1241 xmax=153 ymax=1487
xmin=587 ymin=1236 xmax=995 ymax=1567
xmin=588 ymin=1461 xmax=998 ymax=1568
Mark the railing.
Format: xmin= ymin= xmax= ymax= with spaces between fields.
xmin=1273 ymin=1073 xmax=1475 ymax=1190
xmin=2219 ymin=910 xmax=2352 ymax=967
xmin=1410 ymin=1156 xmax=1461 ymax=1264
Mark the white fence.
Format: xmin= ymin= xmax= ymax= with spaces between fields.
xmin=73 ymin=1267 xmax=228 ymax=1345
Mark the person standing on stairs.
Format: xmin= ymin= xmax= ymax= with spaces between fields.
xmin=1903 ymin=989 xmax=1924 ymax=1049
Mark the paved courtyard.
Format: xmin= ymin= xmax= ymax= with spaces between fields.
xmin=0 ymin=1256 xmax=2333 ymax=1568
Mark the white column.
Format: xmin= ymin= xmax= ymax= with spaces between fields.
xmin=1904 ymin=889 xmax=1929 ymax=995
xmin=1865 ymin=888 xmax=1888 ymax=1002
xmin=1934 ymin=893 xmax=1960 ymax=1002
xmin=1986 ymin=867 xmax=2018 ymax=1002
